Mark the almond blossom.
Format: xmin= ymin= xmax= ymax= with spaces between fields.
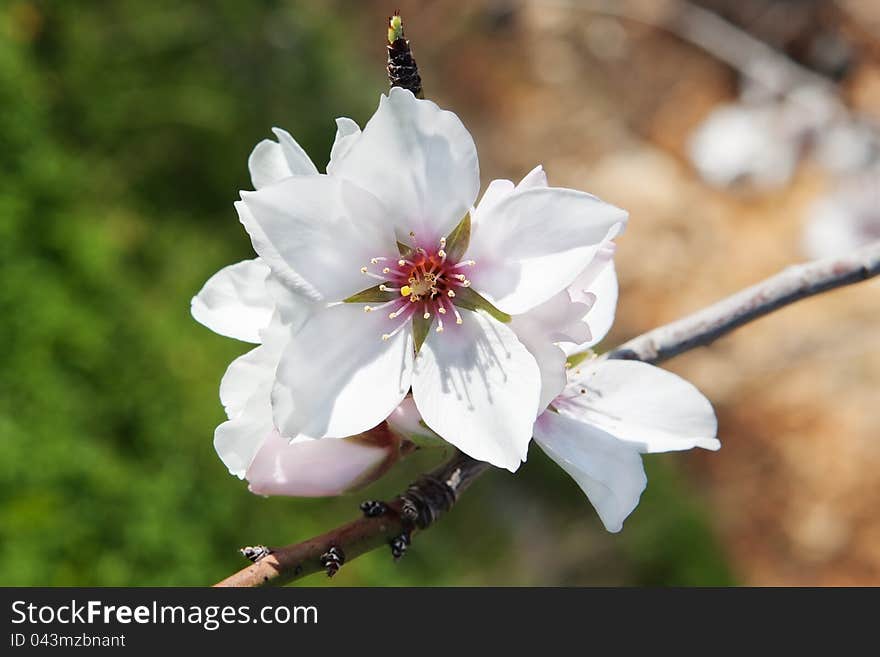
xmin=230 ymin=87 xmax=627 ymax=471
xmin=533 ymin=357 xmax=719 ymax=532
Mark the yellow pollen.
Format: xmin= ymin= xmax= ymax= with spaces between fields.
xmin=400 ymin=285 xmax=412 ymax=296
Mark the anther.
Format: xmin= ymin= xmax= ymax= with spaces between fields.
xmin=438 ymin=307 xmax=446 ymax=315
xmin=382 ymin=267 xmax=391 ymax=274
xmin=447 ymin=290 xmax=456 ymax=298
xmin=360 ymin=266 xmax=368 ymax=273
xmin=364 ymin=306 xmax=374 ymax=312
xmin=423 ymin=312 xmax=431 ymax=319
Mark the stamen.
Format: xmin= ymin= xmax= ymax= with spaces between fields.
xmin=423 ymin=312 xmax=431 ymax=319
xmin=370 ymin=257 xmax=388 ymax=264
xmin=379 ymin=284 xmax=400 ymax=292
xmin=438 ymin=307 xmax=447 ymax=315
xmin=451 ymin=260 xmax=475 ymax=269
xmin=365 ymin=299 xmax=399 ymax=314
xmin=361 ymin=268 xmax=387 ymax=282
xmin=447 ymin=289 xmax=456 ymax=298
xmin=436 ymin=317 xmax=444 ymax=333
xmin=380 ymin=304 xmax=416 ymax=341
xmin=382 ymin=267 xmax=391 ymax=274
xmin=439 ymin=237 xmax=447 ymax=247
xmin=452 ymin=307 xmax=463 ymax=325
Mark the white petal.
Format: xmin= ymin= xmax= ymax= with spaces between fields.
xmin=241 ymin=175 xmax=396 ymax=302
xmin=248 ymin=127 xmax=318 ymax=189
xmin=235 ymin=201 xmax=323 ymax=301
xmin=510 ymin=291 xmax=591 ymax=409
xmin=558 ymin=359 xmax=720 ymax=453
xmin=515 ymin=164 xmax=548 ymax=190
xmin=219 ymin=344 xmax=276 ymax=419
xmin=327 ymin=117 xmax=361 ymax=175
xmin=272 ymin=303 xmax=413 ymax=439
xmin=412 ymin=309 xmax=541 ymax=472
xmin=246 ymin=429 xmax=397 ymax=497
xmin=190 ymin=259 xmax=274 ymax=342
xmin=217 ymin=310 xmax=291 ymax=419
xmin=534 ymin=411 xmax=646 ymax=532
xmin=468 ymin=187 xmax=628 ymax=314
xmin=565 ymin=241 xmax=618 ymax=350
xmin=332 ymin=87 xmax=480 ymax=243
xmin=472 ymin=179 xmax=514 ymax=222
xmin=213 ymin=313 xmax=292 ymax=477
xmin=214 ymin=393 xmax=274 ymax=479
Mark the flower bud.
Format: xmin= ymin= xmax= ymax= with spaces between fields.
xmin=246 ymin=424 xmax=404 ymax=497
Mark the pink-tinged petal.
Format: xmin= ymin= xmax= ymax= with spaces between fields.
xmin=191 ymin=259 xmax=274 ymax=343
xmin=241 ymin=175 xmax=396 ymax=302
xmin=386 ymin=396 xmax=441 ymax=443
xmin=246 ymin=426 xmax=401 ymax=497
xmin=248 ymin=127 xmax=318 ymax=189
xmin=467 ymin=187 xmax=628 ymax=315
xmin=332 ymin=87 xmax=480 ymax=244
xmin=558 ymin=359 xmax=719 ymax=453
xmin=534 ymin=411 xmax=646 ymax=533
xmin=272 ymin=303 xmax=414 ymax=440
xmin=412 ymin=309 xmax=540 ymax=472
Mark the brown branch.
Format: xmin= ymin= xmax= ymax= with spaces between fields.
xmin=214 ymin=450 xmax=488 ymax=587
xmin=605 ymin=241 xmax=880 ymax=364
xmin=214 ymin=240 xmax=880 ymax=587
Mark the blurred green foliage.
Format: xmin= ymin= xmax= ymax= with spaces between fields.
xmin=0 ymin=0 xmax=734 ymax=586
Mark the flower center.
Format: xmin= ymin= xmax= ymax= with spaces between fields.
xmin=359 ymin=234 xmax=476 ymax=341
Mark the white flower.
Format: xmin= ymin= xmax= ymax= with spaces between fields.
xmin=688 ymin=101 xmax=802 ymax=189
xmin=192 ymin=117 xmax=406 ymax=492
xmin=233 ymin=87 xmax=627 ymax=472
xmin=533 ymin=357 xmax=719 ymax=532
xmin=802 ymin=172 xmax=880 ymax=260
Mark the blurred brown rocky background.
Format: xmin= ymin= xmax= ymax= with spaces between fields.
xmin=350 ymin=0 xmax=880 ymax=585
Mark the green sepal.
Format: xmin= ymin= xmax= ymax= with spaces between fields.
xmin=411 ymin=310 xmax=434 ymax=353
xmin=397 ymin=241 xmax=412 ymax=256
xmin=343 ymin=285 xmax=396 ymax=304
xmin=452 ymin=286 xmax=511 ymax=323
xmin=443 ymin=212 xmax=471 ymax=264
